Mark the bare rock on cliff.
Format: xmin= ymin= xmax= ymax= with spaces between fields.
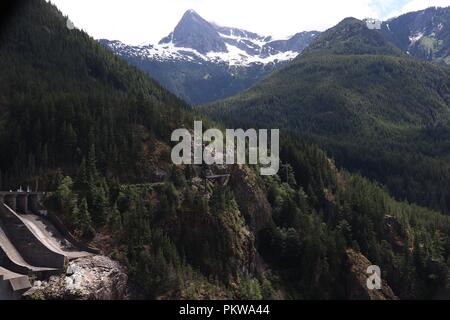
xmin=25 ymin=255 xmax=128 ymax=300
xmin=229 ymin=165 xmax=272 ymax=232
xmin=345 ymin=250 xmax=398 ymax=300
xmin=384 ymin=215 xmax=413 ymax=253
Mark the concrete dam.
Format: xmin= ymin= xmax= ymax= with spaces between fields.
xmin=0 ymin=191 xmax=96 ymax=300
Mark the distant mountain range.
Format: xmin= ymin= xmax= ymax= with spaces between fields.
xmin=99 ymin=10 xmax=319 ymax=104
xmin=202 ymin=13 xmax=450 ymax=215
xmin=100 ymin=7 xmax=450 ymax=105
xmin=382 ymin=6 xmax=450 ymax=64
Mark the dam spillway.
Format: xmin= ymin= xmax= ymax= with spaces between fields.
xmin=0 ymin=191 xmax=94 ymax=300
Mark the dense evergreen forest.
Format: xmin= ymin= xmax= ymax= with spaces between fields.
xmin=47 ymin=137 xmax=450 ymax=299
xmin=0 ymin=0 xmax=193 ymax=188
xmin=1 ymin=1 xmax=450 ymax=299
xmin=203 ymin=18 xmax=450 ymax=215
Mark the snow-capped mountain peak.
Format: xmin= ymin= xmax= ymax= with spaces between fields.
xmin=159 ymin=9 xmax=227 ymax=54
xmin=98 ymin=10 xmax=320 ymax=104
xmin=102 ymin=10 xmax=319 ymax=68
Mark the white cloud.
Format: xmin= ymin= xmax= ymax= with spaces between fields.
xmin=49 ymin=0 xmax=450 ymax=45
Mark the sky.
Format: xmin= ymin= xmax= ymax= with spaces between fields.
xmin=49 ymin=0 xmax=450 ymax=45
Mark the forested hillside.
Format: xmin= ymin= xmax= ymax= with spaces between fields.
xmin=203 ymin=18 xmax=450 ymax=215
xmin=2 ymin=1 xmax=450 ymax=300
xmin=0 ymin=0 xmax=192 ymax=188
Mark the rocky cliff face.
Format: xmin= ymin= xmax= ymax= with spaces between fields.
xmin=25 ymin=256 xmax=128 ymax=300
xmin=229 ymin=165 xmax=272 ymax=233
xmin=160 ymin=10 xmax=227 ymax=54
xmin=345 ymin=250 xmax=398 ymax=300
xmin=382 ymin=7 xmax=450 ymax=63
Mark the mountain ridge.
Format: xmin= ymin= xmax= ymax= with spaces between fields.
xmin=159 ymin=9 xmax=228 ymax=54
xmin=303 ymin=17 xmax=402 ymax=56
xmin=202 ymin=15 xmax=450 ymax=215
xmin=382 ymin=6 xmax=450 ymax=63
xmin=101 ymin=9 xmax=319 ymax=67
xmin=100 ymin=6 xmax=450 ymax=105
xmin=99 ymin=9 xmax=319 ymax=104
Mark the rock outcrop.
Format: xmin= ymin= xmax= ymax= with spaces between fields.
xmin=24 ymin=255 xmax=128 ymax=300
xmin=229 ymin=165 xmax=272 ymax=233
xmin=384 ymin=215 xmax=413 ymax=253
xmin=345 ymin=250 xmax=398 ymax=300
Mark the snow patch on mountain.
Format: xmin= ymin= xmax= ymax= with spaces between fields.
xmin=102 ymin=36 xmax=304 ymax=67
xmin=100 ymin=10 xmax=319 ymax=68
xmin=409 ymin=32 xmax=424 ymax=45
xmin=207 ymin=43 xmax=298 ymax=66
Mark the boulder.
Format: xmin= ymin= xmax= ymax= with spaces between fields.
xmin=24 ymin=255 xmax=128 ymax=300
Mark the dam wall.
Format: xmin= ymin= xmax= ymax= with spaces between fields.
xmin=0 ymin=191 xmax=97 ymax=299
xmin=0 ymin=204 xmax=67 ymax=270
